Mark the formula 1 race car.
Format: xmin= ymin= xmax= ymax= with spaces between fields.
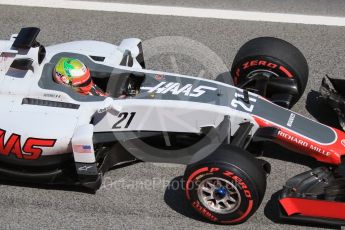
xmin=0 ymin=27 xmax=344 ymax=226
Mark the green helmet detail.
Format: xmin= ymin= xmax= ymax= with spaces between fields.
xmin=54 ymin=58 xmax=86 ymax=84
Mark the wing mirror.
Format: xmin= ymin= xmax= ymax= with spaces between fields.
xmin=97 ymin=97 xmax=122 ymax=115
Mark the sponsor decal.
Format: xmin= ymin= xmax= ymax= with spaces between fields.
xmin=287 ymin=113 xmax=296 ymax=127
xmin=278 ymin=130 xmax=308 ymax=147
xmin=78 ymin=165 xmax=93 ymax=171
xmin=0 ymin=129 xmax=56 ymax=160
xmin=141 ymin=82 xmax=217 ymax=97
xmin=73 ymin=145 xmax=93 ymax=154
xmin=237 ymin=60 xmax=293 ymax=79
xmin=223 ymin=170 xmax=252 ymax=199
xmin=341 ymin=139 xmax=345 ymax=147
xmin=97 ymin=99 xmax=113 ymax=113
xmin=43 ymin=93 xmax=61 ymax=99
xmin=98 ymin=106 xmax=111 ymax=114
xmin=154 ymin=74 xmax=164 ymax=81
xmin=253 ymin=116 xmax=341 ymax=164
xmin=242 ymin=60 xmax=278 ymax=70
xmin=278 ymin=130 xmax=331 ymax=156
xmin=192 ymin=201 xmax=218 ymax=222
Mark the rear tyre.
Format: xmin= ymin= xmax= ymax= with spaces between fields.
xmin=231 ymin=37 xmax=309 ymax=108
xmin=184 ymin=146 xmax=266 ymax=224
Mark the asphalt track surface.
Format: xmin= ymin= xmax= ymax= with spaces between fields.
xmin=0 ymin=1 xmax=345 ymax=230
xmin=79 ymin=0 xmax=345 ymax=17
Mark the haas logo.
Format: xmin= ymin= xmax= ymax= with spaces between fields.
xmin=0 ymin=129 xmax=56 ymax=160
xmin=141 ymin=82 xmax=217 ymax=97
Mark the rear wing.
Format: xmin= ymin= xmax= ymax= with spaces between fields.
xmin=12 ymin=27 xmax=40 ymax=49
xmin=0 ymin=27 xmax=46 ymax=71
xmin=0 ymin=27 xmax=40 ymax=55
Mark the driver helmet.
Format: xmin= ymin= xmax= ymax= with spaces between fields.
xmin=53 ymin=57 xmax=95 ymax=95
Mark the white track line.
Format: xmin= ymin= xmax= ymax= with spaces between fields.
xmin=1 ymin=0 xmax=345 ymax=27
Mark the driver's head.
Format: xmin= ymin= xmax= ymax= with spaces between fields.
xmin=53 ymin=57 xmax=93 ymax=95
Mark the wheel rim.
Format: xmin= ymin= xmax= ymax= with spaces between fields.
xmin=247 ymin=69 xmax=279 ymax=79
xmin=239 ymin=69 xmax=278 ymax=96
xmin=197 ymin=177 xmax=241 ymax=214
xmin=238 ymin=69 xmax=299 ymax=108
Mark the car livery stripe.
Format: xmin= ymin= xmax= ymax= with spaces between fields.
xmin=253 ymin=115 xmax=345 ymax=165
xmin=280 ymin=197 xmax=345 ymax=220
xmin=221 ymin=200 xmax=253 ymax=224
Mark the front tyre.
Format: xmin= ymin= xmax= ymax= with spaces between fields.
xmin=184 ymin=146 xmax=266 ymax=224
xmin=231 ymin=37 xmax=309 ymax=108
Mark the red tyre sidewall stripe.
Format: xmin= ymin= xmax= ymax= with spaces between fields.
xmin=279 ymin=65 xmax=293 ymax=78
xmin=221 ymin=200 xmax=254 ymax=224
xmin=185 ymin=167 xmax=208 ymax=200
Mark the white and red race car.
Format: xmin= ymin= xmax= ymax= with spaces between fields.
xmin=0 ymin=27 xmax=344 ymax=226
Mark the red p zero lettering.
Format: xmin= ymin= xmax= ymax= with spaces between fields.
xmin=250 ymin=60 xmax=258 ymax=66
xmin=258 ymin=60 xmax=267 ymax=66
xmin=223 ymin=170 xmax=234 ymax=177
xmin=242 ymin=61 xmax=250 ymax=69
xmin=267 ymin=63 xmax=278 ymax=68
xmin=209 ymin=167 xmax=219 ymax=172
